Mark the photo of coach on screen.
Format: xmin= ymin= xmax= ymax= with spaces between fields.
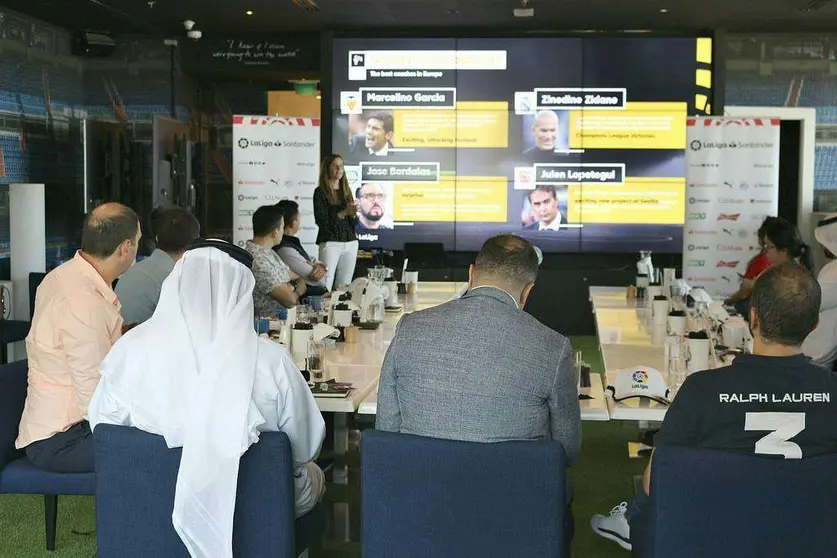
xmin=355 ymin=182 xmax=393 ymax=230
xmin=522 ymin=185 xmax=568 ymax=232
xmin=349 ymin=111 xmax=395 ymax=157
xmin=521 ymin=110 xmax=571 ymax=163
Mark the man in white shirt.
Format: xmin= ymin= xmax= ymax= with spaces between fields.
xmin=803 ymin=213 xmax=837 ymax=369
xmin=88 ymin=239 xmax=326 ymax=558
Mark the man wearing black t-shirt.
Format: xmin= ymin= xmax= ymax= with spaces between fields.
xmin=592 ymin=262 xmax=837 ymax=551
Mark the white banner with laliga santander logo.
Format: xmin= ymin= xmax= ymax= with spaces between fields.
xmin=232 ymin=115 xmax=320 ymax=255
xmin=683 ymin=117 xmax=780 ymax=298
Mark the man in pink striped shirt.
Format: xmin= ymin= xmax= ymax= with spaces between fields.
xmin=16 ymin=202 xmax=141 ymax=473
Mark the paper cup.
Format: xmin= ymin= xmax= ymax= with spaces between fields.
xmin=667 ymin=315 xmax=686 ymax=336
xmin=653 ymin=299 xmax=669 ymax=325
xmin=687 ymin=338 xmax=711 ymax=373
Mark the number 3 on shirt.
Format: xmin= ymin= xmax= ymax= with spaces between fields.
xmin=744 ymin=412 xmax=805 ymax=459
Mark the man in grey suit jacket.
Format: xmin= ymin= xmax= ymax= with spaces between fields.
xmin=376 ymin=234 xmax=581 ymax=465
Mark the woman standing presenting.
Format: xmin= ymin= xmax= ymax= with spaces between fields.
xmin=313 ymin=154 xmax=359 ymax=290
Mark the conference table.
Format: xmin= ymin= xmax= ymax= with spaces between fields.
xmin=315 ymin=281 xmax=610 ymax=422
xmin=590 ymin=286 xmax=746 ymax=422
xmin=589 ymin=286 xmax=674 ymax=422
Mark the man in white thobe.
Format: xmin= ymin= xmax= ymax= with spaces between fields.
xmin=802 ymin=214 xmax=837 ymax=369
xmin=88 ymin=240 xmax=326 ymax=558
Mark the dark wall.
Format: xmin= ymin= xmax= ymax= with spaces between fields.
xmin=0 ymin=10 xmax=189 ymax=271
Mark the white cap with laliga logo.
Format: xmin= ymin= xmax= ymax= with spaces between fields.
xmin=606 ymin=366 xmax=671 ymax=404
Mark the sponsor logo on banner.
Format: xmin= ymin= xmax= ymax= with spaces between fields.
xmin=237 ymin=241 xmax=246 ymax=247
xmin=687 ymin=229 xmax=717 ymax=235
xmin=238 ymin=160 xmax=267 ymax=166
xmin=689 ymin=197 xmax=711 ymax=204
xmin=718 ymin=198 xmax=744 ymax=204
xmin=297 ymin=162 xmax=315 ymax=168
xmin=238 ymin=179 xmax=266 ymax=186
xmin=297 ymin=180 xmax=316 ymax=187
xmin=264 ymin=194 xmax=286 ymax=202
xmin=717 ymin=244 xmax=744 ymax=252
xmin=690 ymin=140 xmax=774 ymax=150
xmin=238 ymin=194 xmax=258 ymax=201
xmin=688 ymin=212 xmax=707 ymax=220
xmin=739 ymin=181 xmax=750 ymax=190
xmin=716 ymin=260 xmax=740 ymax=268
xmin=237 ymin=209 xmax=255 ymax=217
xmin=723 ymin=181 xmax=734 ymax=188
xmin=687 ymin=245 xmax=710 ymax=252
xmin=751 ymin=213 xmax=768 ymax=221
xmin=755 ymin=183 xmax=772 ymax=188
xmin=749 ymin=198 xmax=771 ymax=204
xmin=720 ymin=228 xmax=751 ymax=238
xmin=717 ymin=213 xmax=740 ymax=221
xmin=688 ymin=260 xmax=706 ymax=267
xmin=754 ymin=163 xmax=774 ymax=168
xmin=688 ymin=183 xmax=718 ymax=188
xmin=237 ymin=138 xmax=283 ymax=149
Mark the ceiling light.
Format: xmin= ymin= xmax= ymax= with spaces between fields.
xmin=245 ymin=10 xmax=253 ymax=15
xmin=660 ymin=8 xmax=668 ymax=12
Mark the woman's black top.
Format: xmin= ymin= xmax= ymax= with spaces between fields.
xmin=313 ymin=187 xmax=358 ymax=244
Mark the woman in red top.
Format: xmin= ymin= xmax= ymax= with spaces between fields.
xmin=724 ymin=218 xmax=776 ymax=311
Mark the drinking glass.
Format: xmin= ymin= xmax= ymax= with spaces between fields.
xmin=573 ymin=350 xmax=583 ymax=386
xmin=667 ymin=339 xmax=691 ymax=397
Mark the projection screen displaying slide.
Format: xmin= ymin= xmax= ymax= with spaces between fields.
xmin=332 ymin=36 xmax=713 ymax=252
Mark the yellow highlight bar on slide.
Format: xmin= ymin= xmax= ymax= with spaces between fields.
xmin=566 ymin=177 xmax=686 ymax=225
xmin=392 ymin=101 xmax=509 ymax=148
xmin=567 ymin=102 xmax=687 ymax=150
xmin=393 ymin=175 xmax=508 ymax=222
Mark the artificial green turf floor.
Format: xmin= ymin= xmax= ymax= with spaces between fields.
xmin=0 ymin=337 xmax=643 ymax=557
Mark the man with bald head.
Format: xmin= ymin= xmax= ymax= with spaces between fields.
xmin=17 ymin=202 xmax=141 ymax=473
xmin=526 ymin=110 xmax=560 ymax=153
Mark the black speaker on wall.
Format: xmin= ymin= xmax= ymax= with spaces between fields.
xmin=71 ymin=31 xmax=115 ymax=58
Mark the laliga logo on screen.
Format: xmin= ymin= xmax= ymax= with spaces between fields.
xmin=716 ymin=260 xmax=740 ymax=268
xmin=690 ymin=140 xmax=702 ymax=151
xmin=717 ymin=213 xmax=740 ymax=221
xmin=238 ymin=138 xmax=249 ymax=149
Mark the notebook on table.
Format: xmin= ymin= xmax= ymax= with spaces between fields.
xmin=311 ymin=381 xmax=354 ymax=398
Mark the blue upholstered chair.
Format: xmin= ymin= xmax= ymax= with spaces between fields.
xmin=93 ymin=425 xmax=325 ymax=558
xmin=361 ymin=430 xmax=567 ymax=558
xmin=638 ymin=445 xmax=837 ymax=557
xmin=0 ymin=359 xmax=96 ymax=551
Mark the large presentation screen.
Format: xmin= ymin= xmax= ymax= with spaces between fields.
xmin=331 ymin=37 xmax=712 ymax=252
